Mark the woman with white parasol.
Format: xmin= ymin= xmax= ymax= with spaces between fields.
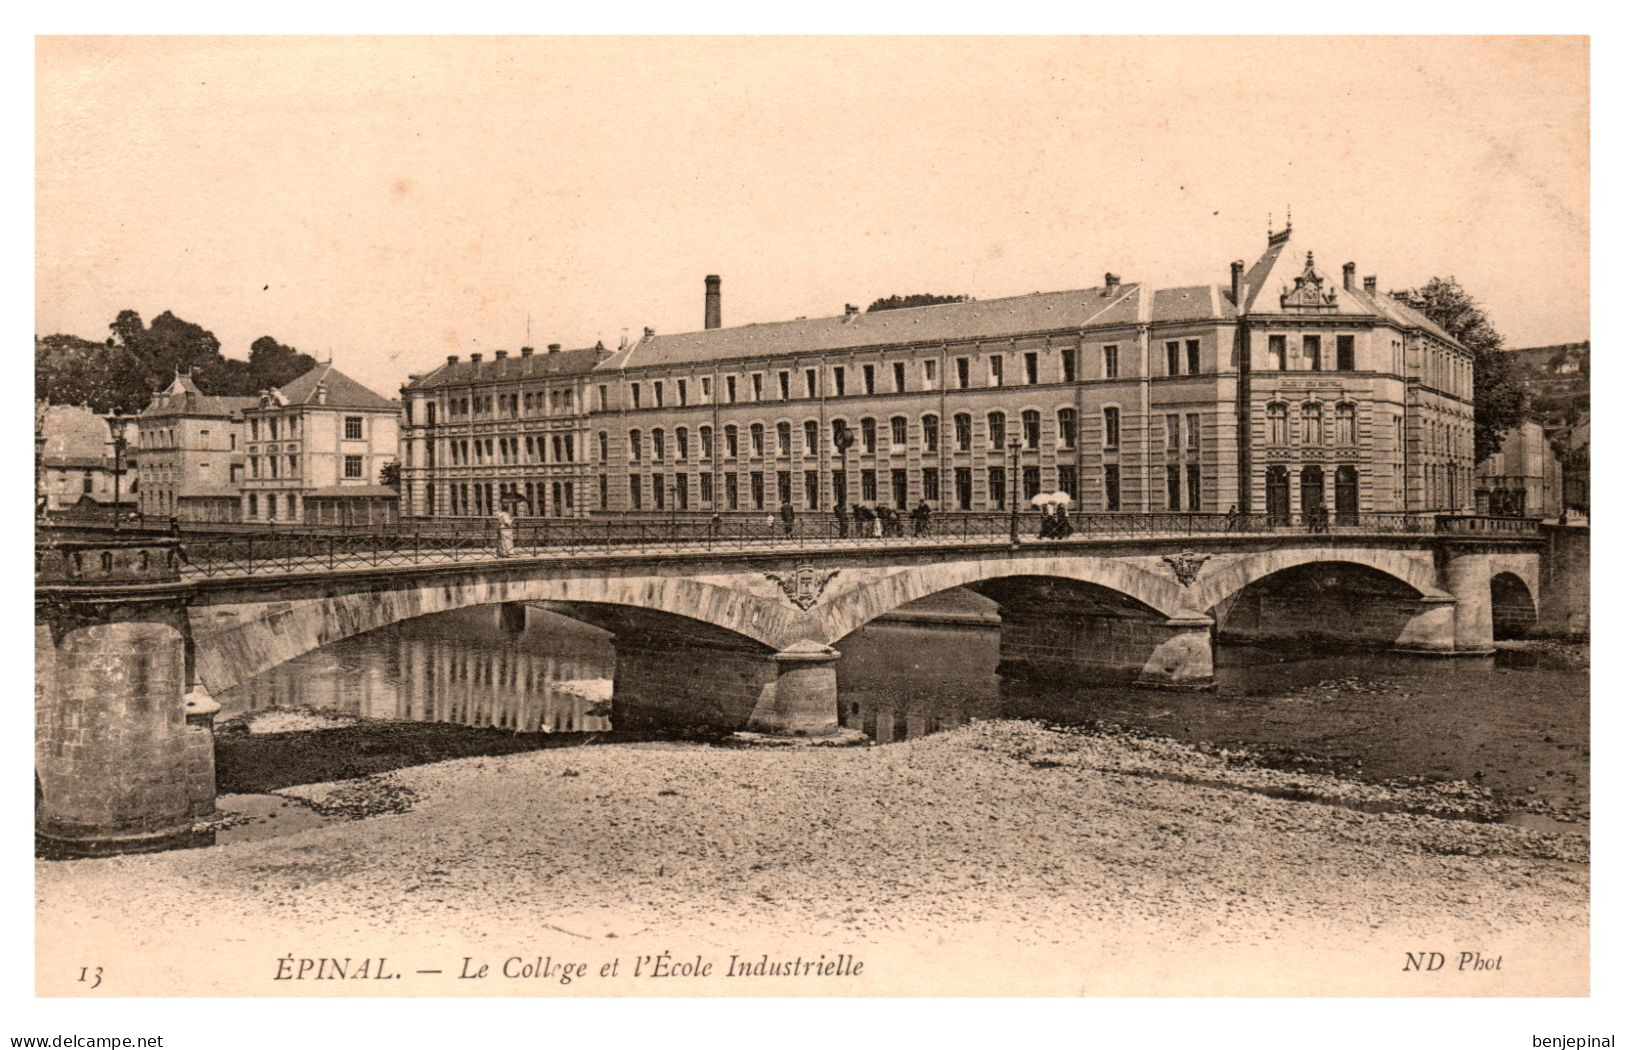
xmin=1032 ymin=491 xmax=1074 ymax=539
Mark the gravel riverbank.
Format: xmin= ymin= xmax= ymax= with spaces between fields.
xmin=36 ymin=720 xmax=1588 ymax=996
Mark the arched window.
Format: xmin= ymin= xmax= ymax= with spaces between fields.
xmin=1335 ymin=403 xmax=1356 ymax=445
xmin=987 ymin=411 xmax=1006 ymax=449
xmin=776 ymin=421 xmax=792 ymax=457
xmin=1335 ymin=465 xmax=1359 ymax=524
xmin=652 ymin=427 xmax=666 ymax=461
xmin=750 ymin=422 xmax=765 ymax=457
xmin=921 ymin=414 xmax=939 ymax=453
xmin=628 ymin=428 xmax=643 ymax=462
xmin=1021 ymin=409 xmax=1041 ymax=449
xmin=954 ymin=412 xmax=972 ymax=452
xmin=830 ymin=418 xmax=849 ymax=448
xmin=890 ymin=415 xmax=908 ymax=449
xmin=699 ymin=425 xmax=713 ymax=460
xmin=1267 ymin=403 xmax=1287 ymax=445
xmin=860 ymin=417 xmax=877 ymax=454
xmin=803 ymin=419 xmax=819 ymax=455
xmin=1057 ymin=408 xmax=1077 ymax=449
xmin=1301 ymin=403 xmax=1323 ymax=445
xmin=724 ymin=424 xmax=738 ymax=459
xmin=675 ymin=426 xmax=689 ymax=461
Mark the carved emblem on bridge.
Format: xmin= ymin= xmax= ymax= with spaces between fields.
xmin=764 ymin=566 xmax=841 ymax=610
xmin=1161 ymin=550 xmax=1210 ymax=588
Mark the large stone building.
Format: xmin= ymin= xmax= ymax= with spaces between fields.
xmin=399 ymin=343 xmax=605 ymax=518
xmin=240 ymin=363 xmax=401 ymax=525
xmin=37 ymin=403 xmax=128 ymax=513
xmin=134 ymin=373 xmax=253 ymax=522
xmin=592 ymin=228 xmax=1476 ymax=520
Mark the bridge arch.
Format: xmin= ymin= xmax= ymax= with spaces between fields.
xmin=189 ymin=571 xmax=798 ymax=694
xmin=1187 ymin=546 xmax=1447 ymax=616
xmin=1490 ymin=571 xmax=1538 ymax=640
xmin=814 ymin=553 xmax=1184 ymax=645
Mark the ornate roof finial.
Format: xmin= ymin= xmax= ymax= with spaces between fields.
xmin=1267 ymin=211 xmax=1273 ymax=236
xmin=1286 ymin=204 xmax=1292 ymax=229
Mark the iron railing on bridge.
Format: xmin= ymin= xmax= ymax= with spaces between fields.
xmin=160 ymin=510 xmax=1466 ymax=579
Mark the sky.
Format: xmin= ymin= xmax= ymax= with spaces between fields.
xmin=36 ymin=36 xmax=1589 ymax=399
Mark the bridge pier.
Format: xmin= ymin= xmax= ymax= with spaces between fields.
xmin=35 ymin=538 xmax=213 ymax=856
xmin=611 ymin=633 xmax=846 ymax=738
xmin=996 ymin=609 xmax=1215 ymax=690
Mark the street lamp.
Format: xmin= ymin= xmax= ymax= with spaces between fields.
xmin=109 ymin=411 xmax=130 ymax=532
xmin=1007 ymin=437 xmax=1023 ymax=548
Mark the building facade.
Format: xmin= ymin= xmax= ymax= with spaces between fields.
xmin=134 ymin=374 xmax=252 ymax=522
xmin=239 ymin=364 xmax=401 ymax=525
xmin=1475 ymin=420 xmax=1561 ymax=518
xmin=399 ymin=343 xmax=604 ymax=519
xmin=591 ymin=228 xmax=1476 ymax=520
xmin=38 ymin=403 xmax=128 ymax=513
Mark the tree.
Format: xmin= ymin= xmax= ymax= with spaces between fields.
xmin=1391 ymin=277 xmax=1526 ymax=463
xmin=247 ymin=336 xmax=318 ymax=391
xmin=866 ymin=293 xmax=971 ymax=312
xmin=35 ymin=333 xmax=147 ymax=414
xmin=379 ymin=461 xmax=401 ymax=489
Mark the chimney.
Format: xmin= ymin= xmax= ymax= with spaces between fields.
xmin=704 ymin=275 xmax=722 ymax=330
xmin=844 ymin=303 xmax=859 ymax=317
xmin=1363 ymin=275 xmax=1378 ymax=295
xmin=1103 ymin=273 xmax=1120 ymax=295
xmin=1342 ymin=262 xmax=1357 ymax=292
xmin=447 ymin=355 xmax=459 ymax=364
xmin=469 ymin=352 xmax=483 ymax=364
xmin=315 ymin=384 xmax=328 ymax=405
xmin=547 ymin=343 xmax=561 ymax=354
xmin=1230 ymin=261 xmax=1245 ymax=307
xmin=494 ymin=350 xmax=508 ymax=360
xmin=520 ymin=346 xmax=534 ymax=357
xmin=643 ymin=326 xmax=655 ymax=340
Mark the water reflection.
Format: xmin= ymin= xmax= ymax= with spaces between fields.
xmin=217 ymin=606 xmax=615 ymax=734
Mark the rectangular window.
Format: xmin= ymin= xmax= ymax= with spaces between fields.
xmin=726 ymin=375 xmax=737 ymax=403
xmin=956 ymin=357 xmax=970 ymax=389
xmin=725 ymin=473 xmax=739 ymax=510
xmin=652 ymin=474 xmax=665 ymax=510
xmin=677 ymin=379 xmax=688 ymax=406
xmin=1337 ymin=334 xmax=1356 ymax=371
xmin=955 ymin=467 xmax=972 ymax=510
xmin=599 ymin=474 xmax=609 ymax=508
xmin=1186 ymin=413 xmax=1201 ymax=452
xmin=1166 ymin=413 xmax=1180 ymax=451
xmin=989 ymin=356 xmax=1003 ymax=387
xmin=598 ymin=384 xmax=609 ymax=411
xmin=1058 ymin=465 xmax=1078 ymax=501
xmin=1104 ymin=464 xmax=1121 ymax=511
xmin=1103 ymin=407 xmax=1120 ymax=449
xmin=804 ymin=470 xmax=819 ymax=509
xmin=863 ymin=365 xmax=876 ymax=395
xmin=1103 ymin=345 xmax=1119 ymax=379
xmin=1304 ymin=335 xmax=1322 ymax=371
xmin=805 ymin=368 xmax=818 ymax=398
xmin=778 ymin=372 xmax=791 ymax=400
xmin=775 ymin=470 xmax=792 ymax=506
xmin=1186 ymin=339 xmax=1201 ymax=375
xmin=700 ymin=377 xmax=711 ymax=401
xmin=1186 ymin=463 xmax=1201 ymax=511
xmin=751 ymin=471 xmax=765 ymax=509
xmin=1022 ymin=465 xmax=1040 ymax=501
xmin=1061 ymin=348 xmax=1077 ymax=383
xmin=860 ymin=469 xmax=877 ymax=502
xmin=893 ymin=361 xmax=906 ymax=393
xmin=832 ymin=470 xmax=846 ymax=506
xmin=921 ymin=466 xmax=941 ymax=503
xmin=631 ymin=383 xmax=641 ymax=409
xmin=345 ymin=455 xmax=363 ymax=479
xmin=988 ymin=467 xmax=1007 ymax=511
xmin=1166 ymin=464 xmax=1182 ymax=510
xmin=923 ymin=359 xmax=937 ymax=388
xmin=752 ymin=374 xmax=764 ymax=401
xmin=1269 ymin=335 xmax=1286 ymax=370
xmin=833 ymin=367 xmax=846 ymax=397
xmin=1165 ymin=341 xmax=1180 ymax=376
xmin=1024 ymin=352 xmax=1039 ymax=385
xmin=673 ymin=473 xmax=689 ymax=509
xmin=654 ymin=381 xmax=664 ymax=407
xmin=890 ymin=468 xmax=908 ymax=508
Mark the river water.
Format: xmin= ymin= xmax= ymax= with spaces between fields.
xmin=216 ymin=604 xmax=1588 ymax=827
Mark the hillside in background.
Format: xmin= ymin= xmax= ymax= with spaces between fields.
xmin=1503 ymin=341 xmax=1588 ymax=427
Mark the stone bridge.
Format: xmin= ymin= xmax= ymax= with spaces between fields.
xmin=35 ymin=522 xmax=1574 ymax=856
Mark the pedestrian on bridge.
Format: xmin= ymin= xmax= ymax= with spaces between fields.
xmin=495 ymin=508 xmax=516 ymax=557
xmin=780 ymin=502 xmax=796 ymax=536
xmin=912 ymin=500 xmax=932 ymax=536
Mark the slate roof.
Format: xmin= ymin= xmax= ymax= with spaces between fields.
xmin=139 ymin=375 xmax=258 ymax=419
xmin=594 ymin=283 xmax=1190 ymax=372
xmin=404 ymin=346 xmax=605 ymax=391
xmin=266 ymin=364 xmax=397 ymax=411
